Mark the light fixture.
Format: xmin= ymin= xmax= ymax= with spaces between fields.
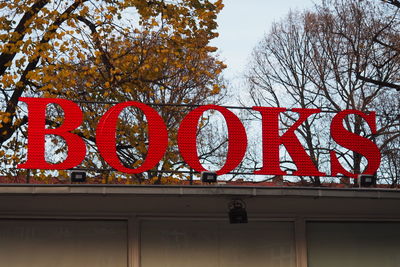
xmin=71 ymin=171 xmax=86 ymax=183
xmin=201 ymin=171 xmax=217 ymax=183
xmin=358 ymin=174 xmax=376 ymax=187
xmin=228 ymin=199 xmax=248 ymax=224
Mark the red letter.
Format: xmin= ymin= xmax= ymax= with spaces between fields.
xmin=330 ymin=110 xmax=381 ymax=178
xmin=253 ymin=107 xmax=325 ymax=176
xmin=18 ymin=97 xmax=86 ymax=169
xmin=96 ymin=102 xmax=168 ymax=173
xmin=177 ymin=105 xmax=247 ymax=175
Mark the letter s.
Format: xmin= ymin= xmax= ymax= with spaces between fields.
xmin=330 ymin=110 xmax=381 ymax=178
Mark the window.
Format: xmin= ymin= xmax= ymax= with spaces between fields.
xmin=0 ymin=220 xmax=128 ymax=267
xmin=307 ymin=222 xmax=400 ymax=267
xmin=140 ymin=220 xmax=296 ymax=267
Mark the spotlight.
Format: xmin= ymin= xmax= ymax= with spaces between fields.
xmin=201 ymin=171 xmax=217 ymax=183
xmin=358 ymin=174 xmax=376 ymax=187
xmin=228 ymin=199 xmax=248 ymax=224
xmin=71 ymin=171 xmax=86 ymax=183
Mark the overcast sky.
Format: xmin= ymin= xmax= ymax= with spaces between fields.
xmin=211 ymin=0 xmax=317 ymax=83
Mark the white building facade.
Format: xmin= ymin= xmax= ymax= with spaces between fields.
xmin=0 ymin=185 xmax=399 ymax=267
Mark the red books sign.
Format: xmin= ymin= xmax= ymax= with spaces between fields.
xmin=17 ymin=97 xmax=381 ymax=178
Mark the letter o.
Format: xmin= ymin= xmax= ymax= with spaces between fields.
xmin=96 ymin=102 xmax=168 ymax=173
xmin=177 ymin=105 xmax=247 ymax=175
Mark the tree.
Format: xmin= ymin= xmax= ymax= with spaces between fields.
xmin=356 ymin=0 xmax=400 ymax=91
xmin=0 ymin=0 xmax=226 ymax=181
xmin=246 ymin=0 xmax=400 ymax=185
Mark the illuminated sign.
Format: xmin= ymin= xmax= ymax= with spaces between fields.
xmin=17 ymin=97 xmax=381 ymax=178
